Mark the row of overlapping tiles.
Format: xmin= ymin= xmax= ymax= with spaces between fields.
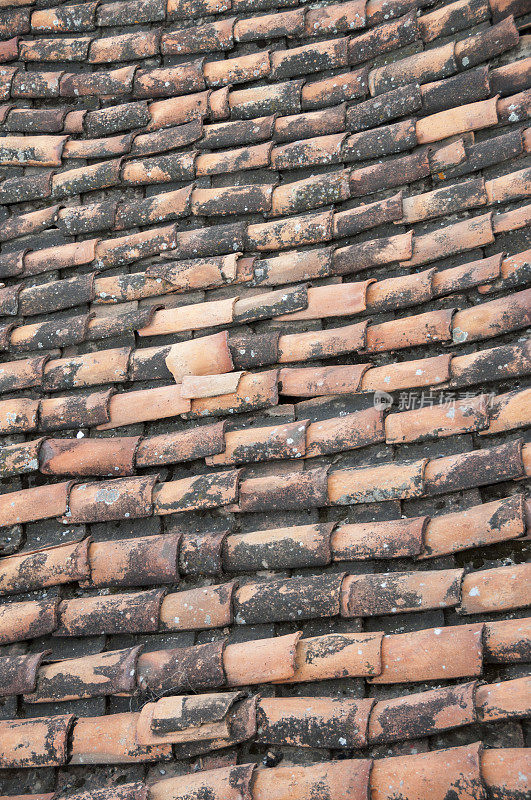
xmin=1 ymin=548 xmax=530 ymax=644
xmin=0 ymin=102 xmax=528 ymax=284
xmin=0 ymin=0 xmax=522 ymax=103
xmin=0 ymin=409 xmax=530 ymax=521
xmin=0 ymin=276 xmax=529 ymax=436
xmin=0 ymin=489 xmax=528 ymax=594
xmin=0 ymin=744 xmax=528 ymax=800
xmin=0 ymin=667 xmax=528 ymax=766
xmin=0 ymin=172 xmax=529 ymax=354
xmin=0 ymin=104 xmax=529 ymax=288
xmin=0 ymin=382 xmax=529 ymax=479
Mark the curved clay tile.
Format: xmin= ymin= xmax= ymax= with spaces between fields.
xmin=370 ymin=624 xmax=484 ymax=684
xmin=370 ymin=741 xmax=484 ymax=800
xmin=0 ymin=714 xmax=74 ymax=769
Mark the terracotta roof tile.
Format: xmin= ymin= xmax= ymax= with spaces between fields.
xmin=301 ymin=67 xmax=368 ymax=109
xmin=234 ymin=573 xmax=342 ymax=624
xmin=482 ymin=748 xmax=531 ymax=799
xmin=285 ymin=631 xmax=383 ymax=682
xmin=70 ymin=711 xmax=171 ymax=764
xmin=257 ymin=694 xmax=372 ymax=748
xmin=56 ymin=588 xmax=164 ymax=636
xmin=476 ymin=676 xmax=530 ymax=722
xmin=460 ymin=563 xmax=531 ymax=614
xmin=342 ymin=567 xmax=463 ymax=617
xmin=253 ymin=760 xmax=370 ymax=800
xmin=31 ymin=3 xmax=98 ymax=33
xmin=0 ymin=538 xmax=88 ymax=595
xmin=370 ymin=624 xmax=484 ymax=683
xmin=159 ymin=581 xmax=235 ymax=630
xmin=234 ymin=8 xmax=304 ymax=42
xmin=421 ymin=494 xmax=525 ymax=559
xmin=25 ymin=646 xmax=141 ymax=703
xmin=419 ymin=0 xmax=490 ymax=43
xmin=153 ymin=469 xmax=240 ymax=514
xmin=370 ymin=742 xmax=484 ymax=800
xmin=0 ymin=650 xmax=47 ymax=698
xmin=349 ymin=10 xmax=419 ymax=65
xmin=0 ymin=714 xmax=74 ymax=769
xmin=0 ymin=597 xmax=58 ymax=645
xmin=332 ymin=515 xmax=425 ymax=560
xmin=369 ymin=681 xmax=477 ymax=744
xmin=150 ymin=764 xmax=254 ymax=800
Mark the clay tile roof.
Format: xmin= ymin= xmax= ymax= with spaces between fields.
xmin=0 ymin=0 xmax=529 ymax=791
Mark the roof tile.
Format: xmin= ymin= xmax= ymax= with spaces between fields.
xmin=343 ymin=117 xmax=417 ymax=161
xmin=204 ymin=51 xmax=270 ymax=87
xmin=420 ymin=65 xmax=490 ymax=116
xmin=421 ymin=494 xmax=525 ymax=559
xmin=43 ymin=346 xmax=131 ymax=391
xmin=31 ymin=2 xmax=97 ymax=33
xmin=153 ymin=469 xmax=240 ymax=514
xmin=19 ymin=35 xmax=91 ymax=62
xmin=25 ymin=646 xmax=141 ymax=703
xmin=224 ymin=522 xmax=332 ymax=571
xmin=342 ymin=568 xmax=462 ymax=617
xmin=162 ymin=18 xmax=235 ymax=54
xmin=417 ymin=96 xmax=499 ymax=144
xmin=235 ymin=8 xmax=304 ymax=42
xmin=328 ymin=459 xmax=426 ymax=504
xmin=347 ymin=82 xmax=422 ymax=132
xmin=0 ymin=538 xmax=89 ymax=596
xmin=0 ymin=714 xmax=74 ymax=769
xmin=460 ymin=563 xmax=531 ymax=614
xmin=229 ymin=79 xmax=304 ymax=119
xmin=349 ymin=10 xmax=420 ymax=66
xmin=0 ymin=597 xmax=58 ymax=645
xmin=257 ymin=694 xmax=372 ymax=749
xmin=66 ymin=474 xmax=156 ymax=523
xmin=224 ymin=631 xmax=300 ymax=686
xmin=455 ymin=15 xmax=519 ymax=70
xmin=385 ymin=393 xmax=489 ymax=443
xmin=350 ymin=149 xmax=430 ymax=195
xmin=70 ymin=711 xmax=171 ymax=764
xmin=280 ymin=363 xmax=369 ymax=396
xmin=56 ymin=588 xmax=165 ymax=636
xmin=371 ymin=624 xmax=484 ymax=683
xmin=234 ymin=573 xmax=343 ymax=624
xmin=369 ymin=42 xmax=457 ymax=96
xmin=150 ymin=764 xmax=254 ymax=800
xmin=476 ymin=675 xmax=530 ymax=722
xmin=300 ymin=67 xmax=368 ymax=109
xmin=369 ymin=681 xmax=477 ymax=743
xmin=0 ymin=651 xmax=48 ymax=697
xmin=370 ymin=742 xmax=484 ymax=800
xmin=419 ymin=0 xmax=490 ymax=43
xmin=285 ymin=631 xmax=383 ymax=682
xmin=482 ymin=748 xmax=531 ymax=799
xmin=361 ymin=353 xmax=451 ymax=392
xmin=424 ymin=439 xmax=524 ymax=495
xmin=452 ymin=288 xmax=531 ymax=344
xmin=331 ymin=515 xmax=426 ymax=560
xmin=40 ymin=388 xmax=113 ymax=432
xmin=137 ymin=639 xmax=226 ymax=692
xmin=0 ymin=480 xmax=71 ymax=528
xmin=238 ymin=465 xmax=329 ymax=512
xmin=89 ymin=533 xmax=180 ymax=588
xmin=159 ymin=581 xmax=235 ymax=630
xmin=483 ymin=617 xmax=531 ymax=663
xmin=254 ymin=760 xmax=370 ymax=800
